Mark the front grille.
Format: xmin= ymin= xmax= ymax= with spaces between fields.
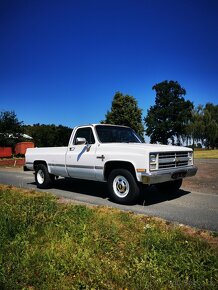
xmin=158 ymin=151 xmax=189 ymax=169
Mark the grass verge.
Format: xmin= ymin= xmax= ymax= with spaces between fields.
xmin=0 ymin=184 xmax=217 ymax=289
xmin=194 ymin=149 xmax=218 ymax=159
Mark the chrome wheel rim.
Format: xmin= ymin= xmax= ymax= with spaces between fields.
xmin=113 ymin=175 xmax=129 ymax=198
xmin=37 ymin=169 xmax=44 ymax=184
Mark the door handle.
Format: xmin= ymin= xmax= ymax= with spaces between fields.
xmin=69 ymin=147 xmax=75 ymax=151
xmin=97 ymin=155 xmax=105 ymax=161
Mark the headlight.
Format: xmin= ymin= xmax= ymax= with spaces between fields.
xmin=188 ymin=152 xmax=193 ymax=165
xmin=150 ymin=163 xmax=157 ymax=170
xmin=150 ymin=153 xmax=158 ymax=171
xmin=150 ymin=154 xmax=157 ymax=163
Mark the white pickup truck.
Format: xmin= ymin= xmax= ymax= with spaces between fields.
xmin=25 ymin=124 xmax=197 ymax=204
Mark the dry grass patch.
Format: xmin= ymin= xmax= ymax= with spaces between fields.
xmin=194 ymin=149 xmax=218 ymax=159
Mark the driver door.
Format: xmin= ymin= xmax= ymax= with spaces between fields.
xmin=66 ymin=127 xmax=97 ymax=180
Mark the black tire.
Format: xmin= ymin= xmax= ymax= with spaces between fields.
xmin=35 ymin=164 xmax=54 ymax=189
xmin=156 ymin=179 xmax=183 ymax=193
xmin=108 ymin=169 xmax=140 ymax=204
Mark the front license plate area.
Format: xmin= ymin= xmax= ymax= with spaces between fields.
xmin=172 ymin=171 xmax=187 ymax=179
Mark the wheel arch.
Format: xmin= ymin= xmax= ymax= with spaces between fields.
xmin=34 ymin=160 xmax=49 ymax=171
xmin=104 ymin=160 xmax=137 ymax=181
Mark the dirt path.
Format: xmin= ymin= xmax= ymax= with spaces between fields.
xmin=182 ymin=159 xmax=218 ymax=194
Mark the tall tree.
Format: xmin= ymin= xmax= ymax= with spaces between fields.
xmin=203 ymin=103 xmax=218 ymax=149
xmin=144 ymin=81 xmax=193 ymax=144
xmin=0 ymin=111 xmax=24 ymax=146
xmin=102 ymin=92 xmax=144 ymax=137
xmin=186 ymin=105 xmax=205 ymax=147
xmin=187 ymin=103 xmax=218 ymax=148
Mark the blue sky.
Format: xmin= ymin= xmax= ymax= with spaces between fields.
xmin=0 ymin=0 xmax=217 ymax=128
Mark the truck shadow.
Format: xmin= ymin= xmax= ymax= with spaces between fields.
xmin=53 ymin=178 xmax=108 ymax=199
xmin=139 ymin=185 xmax=190 ymax=206
xmin=29 ymin=178 xmax=190 ymax=206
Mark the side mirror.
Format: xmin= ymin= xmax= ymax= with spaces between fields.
xmin=76 ymin=137 xmax=87 ymax=145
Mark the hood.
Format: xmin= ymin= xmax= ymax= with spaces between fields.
xmin=99 ymin=142 xmax=192 ymax=153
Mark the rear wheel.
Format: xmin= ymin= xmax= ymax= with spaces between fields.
xmin=108 ymin=169 xmax=140 ymax=204
xmin=35 ymin=164 xmax=54 ymax=189
xmin=156 ymin=179 xmax=183 ymax=193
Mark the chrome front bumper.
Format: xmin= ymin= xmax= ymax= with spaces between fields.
xmin=141 ymin=166 xmax=198 ymax=185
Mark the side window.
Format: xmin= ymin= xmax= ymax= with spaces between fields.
xmin=74 ymin=127 xmax=95 ymax=145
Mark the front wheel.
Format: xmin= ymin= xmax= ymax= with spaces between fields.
xmin=35 ymin=164 xmax=54 ymax=189
xmin=156 ymin=179 xmax=183 ymax=193
xmin=108 ymin=169 xmax=140 ymax=204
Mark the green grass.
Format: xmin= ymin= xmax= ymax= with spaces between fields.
xmin=194 ymin=149 xmax=218 ymax=159
xmin=0 ymin=185 xmax=217 ymax=289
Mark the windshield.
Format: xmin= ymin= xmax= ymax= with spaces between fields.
xmin=96 ymin=125 xmax=142 ymax=143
